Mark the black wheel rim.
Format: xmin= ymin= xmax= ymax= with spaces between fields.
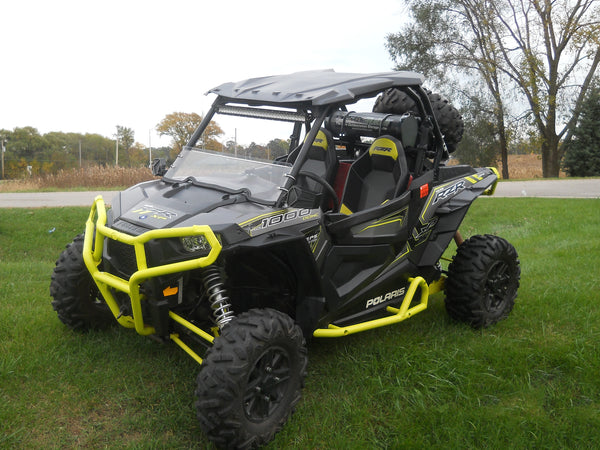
xmin=244 ymin=347 xmax=291 ymax=422
xmin=485 ymin=260 xmax=511 ymax=312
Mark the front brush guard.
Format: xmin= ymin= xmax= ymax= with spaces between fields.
xmin=82 ymin=196 xmax=221 ymax=360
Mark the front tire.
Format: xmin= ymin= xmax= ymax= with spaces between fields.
xmin=50 ymin=234 xmax=114 ymax=331
xmin=195 ymin=308 xmax=307 ymax=449
xmin=445 ymin=234 xmax=520 ymax=328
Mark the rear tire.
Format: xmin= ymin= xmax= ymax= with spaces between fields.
xmin=445 ymin=234 xmax=520 ymax=328
xmin=50 ymin=234 xmax=114 ymax=331
xmin=195 ymin=308 xmax=307 ymax=449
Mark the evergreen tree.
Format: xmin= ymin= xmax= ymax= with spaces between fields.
xmin=562 ymin=87 xmax=600 ymax=177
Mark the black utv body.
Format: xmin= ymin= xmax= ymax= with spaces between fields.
xmin=50 ymin=70 xmax=520 ymax=449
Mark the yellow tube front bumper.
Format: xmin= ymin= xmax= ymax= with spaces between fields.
xmin=82 ymin=195 xmax=222 ymax=337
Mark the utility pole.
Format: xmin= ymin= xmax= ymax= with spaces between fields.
xmin=1 ymin=138 xmax=5 ymax=179
xmin=1 ymin=138 xmax=6 ymax=179
xmin=115 ymin=139 xmax=119 ymax=166
xmin=78 ymin=140 xmax=82 ymax=168
xmin=148 ymin=129 xmax=152 ymax=165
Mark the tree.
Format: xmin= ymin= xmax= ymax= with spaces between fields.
xmin=387 ymin=0 xmax=600 ymax=178
xmin=266 ymin=138 xmax=289 ymax=160
xmin=244 ymin=142 xmax=268 ymax=160
xmin=82 ymin=133 xmax=116 ymax=166
xmin=0 ymin=126 xmax=143 ymax=178
xmin=455 ymin=95 xmax=501 ymax=167
xmin=562 ymin=85 xmax=600 ymax=176
xmin=127 ymin=142 xmax=150 ymax=167
xmin=387 ymin=1 xmax=513 ymax=177
xmin=115 ymin=126 xmax=135 ymax=166
xmin=3 ymin=127 xmax=55 ymax=178
xmin=223 ymin=139 xmax=238 ymax=155
xmin=156 ymin=112 xmax=224 ymax=158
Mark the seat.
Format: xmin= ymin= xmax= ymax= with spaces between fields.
xmin=288 ymin=128 xmax=338 ymax=203
xmin=339 ymin=135 xmax=409 ymax=215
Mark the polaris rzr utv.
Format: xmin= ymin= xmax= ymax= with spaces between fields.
xmin=50 ymin=70 xmax=520 ymax=449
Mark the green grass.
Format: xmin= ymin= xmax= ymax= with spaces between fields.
xmin=1 ymin=198 xmax=599 ymax=448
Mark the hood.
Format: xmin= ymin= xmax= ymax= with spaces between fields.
xmin=109 ymin=179 xmax=274 ymax=233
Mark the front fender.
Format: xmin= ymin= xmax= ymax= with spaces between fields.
xmin=224 ymin=231 xmax=325 ymax=338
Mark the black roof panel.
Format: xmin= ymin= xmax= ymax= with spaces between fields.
xmin=207 ymin=69 xmax=424 ymax=106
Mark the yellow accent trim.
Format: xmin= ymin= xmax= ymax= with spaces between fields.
xmin=369 ymin=137 xmax=399 ymax=160
xmin=359 ymin=208 xmax=408 ymax=233
xmin=359 ymin=217 xmax=401 ymax=232
xmin=83 ymin=196 xmax=222 ymax=338
xmin=313 ymin=276 xmax=432 ymax=338
xmin=392 ymin=242 xmax=411 ymax=264
xmin=340 ymin=203 xmax=353 ymax=215
xmin=483 ymin=167 xmax=500 ymax=195
xmin=306 ymin=129 xmax=329 ymax=150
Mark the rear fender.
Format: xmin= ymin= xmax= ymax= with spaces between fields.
xmin=409 ymin=167 xmax=498 ymax=267
xmin=420 ymin=167 xmax=497 ymax=223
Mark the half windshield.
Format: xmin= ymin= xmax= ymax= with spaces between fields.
xmin=165 ymin=148 xmax=291 ymax=203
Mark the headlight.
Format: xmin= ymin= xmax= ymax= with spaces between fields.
xmin=180 ymin=235 xmax=211 ymax=254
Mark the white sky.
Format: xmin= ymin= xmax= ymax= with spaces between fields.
xmin=0 ymin=0 xmax=407 ymax=147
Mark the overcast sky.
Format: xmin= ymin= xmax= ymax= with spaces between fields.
xmin=0 ymin=0 xmax=407 ymax=147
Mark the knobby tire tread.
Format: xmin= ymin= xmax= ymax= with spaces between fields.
xmin=50 ymin=234 xmax=113 ymax=331
xmin=445 ymin=234 xmax=520 ymax=328
xmin=195 ymin=308 xmax=307 ymax=449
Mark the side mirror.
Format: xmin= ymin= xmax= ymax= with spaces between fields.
xmin=151 ymin=158 xmax=167 ymax=176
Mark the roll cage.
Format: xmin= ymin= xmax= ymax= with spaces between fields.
xmin=185 ymin=70 xmax=450 ymax=209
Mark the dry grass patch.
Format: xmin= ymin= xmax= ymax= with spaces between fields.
xmin=0 ymin=166 xmax=156 ymax=192
xmin=436 ymin=154 xmax=565 ymax=180
xmin=497 ymin=154 xmax=566 ymax=179
xmin=0 ymin=154 xmax=570 ymax=193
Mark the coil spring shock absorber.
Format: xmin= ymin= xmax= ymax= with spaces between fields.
xmin=201 ymin=266 xmax=234 ymax=328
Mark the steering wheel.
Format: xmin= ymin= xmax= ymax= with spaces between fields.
xmin=297 ymin=171 xmax=339 ymax=212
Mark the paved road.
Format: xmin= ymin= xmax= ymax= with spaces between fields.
xmin=0 ymin=191 xmax=117 ymax=208
xmin=493 ymin=179 xmax=600 ymax=198
xmin=0 ymin=179 xmax=599 ymax=208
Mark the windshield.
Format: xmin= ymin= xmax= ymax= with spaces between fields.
xmin=165 ymin=148 xmax=291 ymax=203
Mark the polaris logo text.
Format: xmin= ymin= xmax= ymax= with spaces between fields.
xmin=365 ymin=287 xmax=406 ymax=309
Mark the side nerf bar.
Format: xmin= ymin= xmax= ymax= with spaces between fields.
xmin=313 ymin=276 xmax=445 ymax=338
xmin=82 ymin=196 xmax=222 ymax=336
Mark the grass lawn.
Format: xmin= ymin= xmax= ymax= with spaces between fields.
xmin=1 ymin=198 xmax=599 ymax=448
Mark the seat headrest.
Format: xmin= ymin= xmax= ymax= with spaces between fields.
xmin=368 ymin=137 xmax=400 ymax=161
xmin=304 ymin=129 xmax=331 ymax=151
